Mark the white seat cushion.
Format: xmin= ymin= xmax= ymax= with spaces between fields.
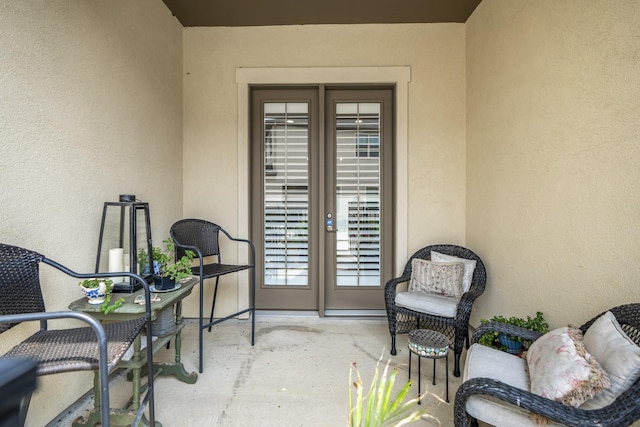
xmin=395 ymin=291 xmax=459 ymax=317
xmin=464 ymin=344 xmax=565 ymax=427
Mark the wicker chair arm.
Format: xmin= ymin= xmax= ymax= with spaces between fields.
xmin=42 ymin=258 xmax=153 ymax=316
xmin=384 ymin=275 xmax=411 ymax=301
xmin=0 ymin=310 xmax=108 ymax=341
xmin=456 ymin=291 xmax=480 ymax=325
xmin=464 ymin=283 xmax=484 ymax=300
xmin=454 ymin=377 xmax=619 ymax=427
xmin=218 ymin=227 xmax=256 ymax=252
xmin=218 ymin=228 xmax=256 ymax=268
xmin=41 ymin=258 xmax=148 ymax=287
xmin=458 ymin=283 xmax=484 ymax=312
xmin=41 ymin=257 xmax=155 ymax=362
xmin=384 ymin=275 xmax=411 ymax=294
xmin=471 ymin=321 xmax=544 ymax=345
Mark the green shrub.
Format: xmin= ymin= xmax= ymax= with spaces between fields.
xmin=478 ymin=311 xmax=549 ymax=351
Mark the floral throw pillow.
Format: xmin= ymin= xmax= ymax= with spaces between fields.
xmin=409 ymin=259 xmax=465 ymax=298
xmin=430 ymin=251 xmax=477 ymax=293
xmin=527 ymin=326 xmax=610 ymax=407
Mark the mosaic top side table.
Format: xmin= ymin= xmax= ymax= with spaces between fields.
xmin=408 ymin=329 xmax=449 ymax=403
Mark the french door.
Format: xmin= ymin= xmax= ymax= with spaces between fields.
xmin=251 ymin=86 xmax=393 ymax=313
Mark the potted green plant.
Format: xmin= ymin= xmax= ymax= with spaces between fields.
xmin=137 ymin=246 xmax=164 ymax=276
xmin=152 ymin=238 xmax=195 ymax=291
xmin=478 ymin=311 xmax=549 ymax=354
xmin=78 ymin=278 xmax=124 ymax=314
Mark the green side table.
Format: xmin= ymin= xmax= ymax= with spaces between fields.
xmin=69 ymin=276 xmax=199 ymax=426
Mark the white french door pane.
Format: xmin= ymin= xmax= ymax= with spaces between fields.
xmin=263 ymin=102 xmax=309 ymax=286
xmin=335 ymin=102 xmax=381 ymax=287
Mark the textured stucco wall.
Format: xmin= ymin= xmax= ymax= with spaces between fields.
xmin=0 ymin=1 xmax=183 ymax=425
xmin=466 ymin=0 xmax=640 ymax=328
xmin=183 ymin=24 xmax=467 ymax=316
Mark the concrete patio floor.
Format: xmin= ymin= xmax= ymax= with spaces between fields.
xmin=48 ymin=315 xmax=463 ymax=426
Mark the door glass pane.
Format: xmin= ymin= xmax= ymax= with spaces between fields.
xmin=263 ymin=102 xmax=309 ymax=286
xmin=335 ymin=102 xmax=381 ymax=287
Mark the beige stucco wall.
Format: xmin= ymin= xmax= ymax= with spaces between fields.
xmin=0 ymin=1 xmax=183 ymax=425
xmin=7 ymin=0 xmax=637 ymax=422
xmin=466 ymin=0 xmax=640 ymax=329
xmin=183 ymin=23 xmax=468 ymax=316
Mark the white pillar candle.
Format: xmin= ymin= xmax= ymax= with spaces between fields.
xmin=109 ymin=248 xmax=124 ymax=283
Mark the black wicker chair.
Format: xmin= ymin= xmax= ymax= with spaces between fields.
xmin=384 ymin=244 xmax=486 ymax=377
xmin=0 ymin=243 xmax=156 ymax=427
xmin=455 ymin=303 xmax=640 ymax=427
xmin=170 ymin=219 xmax=256 ymax=373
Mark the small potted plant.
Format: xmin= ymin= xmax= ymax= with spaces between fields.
xmin=137 ymin=246 xmax=164 ymax=276
xmin=152 ymin=238 xmax=195 ymax=291
xmin=478 ymin=311 xmax=549 ymax=355
xmin=78 ymin=278 xmax=124 ymax=314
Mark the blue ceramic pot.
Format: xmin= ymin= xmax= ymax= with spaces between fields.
xmin=498 ymin=333 xmax=523 ymax=354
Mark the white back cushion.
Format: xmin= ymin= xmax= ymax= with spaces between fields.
xmin=581 ymin=311 xmax=640 ymax=409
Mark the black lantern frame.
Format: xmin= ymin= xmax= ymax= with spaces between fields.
xmin=95 ymin=195 xmax=154 ymax=293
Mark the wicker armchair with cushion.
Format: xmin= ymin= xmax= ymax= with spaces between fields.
xmin=384 ymin=244 xmax=487 ymax=377
xmin=455 ymin=303 xmax=640 ymax=427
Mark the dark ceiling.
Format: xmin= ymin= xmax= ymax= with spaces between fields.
xmin=161 ymin=0 xmax=482 ymax=27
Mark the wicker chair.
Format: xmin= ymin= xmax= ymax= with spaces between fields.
xmin=384 ymin=244 xmax=487 ymax=377
xmin=0 ymin=243 xmax=156 ymax=427
xmin=170 ymin=219 xmax=256 ymax=373
xmin=455 ymin=303 xmax=640 ymax=427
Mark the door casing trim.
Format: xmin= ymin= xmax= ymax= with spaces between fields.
xmin=236 ymin=66 xmax=411 ymax=314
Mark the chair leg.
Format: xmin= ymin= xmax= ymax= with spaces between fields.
xmin=198 ymin=325 xmax=204 ymax=373
xmin=18 ymin=394 xmax=32 ymax=427
xmin=386 ymin=308 xmax=397 ymax=355
xmin=250 ymin=267 xmax=255 ymax=346
xmin=251 ymin=306 xmax=255 ymax=345
xmin=199 ymin=276 xmax=205 ymax=373
xmin=208 ymin=277 xmax=220 ymax=332
xmin=454 ymin=351 xmax=461 ymax=377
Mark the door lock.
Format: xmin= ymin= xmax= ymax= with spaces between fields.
xmin=325 ymin=213 xmax=336 ymax=232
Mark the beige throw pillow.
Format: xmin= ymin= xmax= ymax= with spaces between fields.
xmin=430 ymin=251 xmax=477 ymax=293
xmin=409 ymin=259 xmax=465 ymax=298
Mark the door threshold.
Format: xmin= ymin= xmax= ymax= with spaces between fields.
xmin=255 ymin=309 xmax=386 ymax=318
xmin=324 ymin=309 xmax=386 ymax=317
xmin=256 ymin=310 xmax=320 ymax=318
